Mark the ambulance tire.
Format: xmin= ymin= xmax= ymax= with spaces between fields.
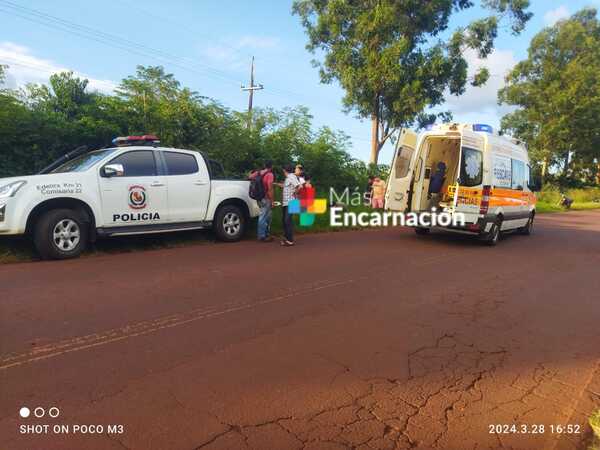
xmin=414 ymin=227 xmax=430 ymax=235
xmin=34 ymin=208 xmax=88 ymax=260
xmin=519 ymin=212 xmax=534 ymax=235
xmin=483 ymin=217 xmax=502 ymax=246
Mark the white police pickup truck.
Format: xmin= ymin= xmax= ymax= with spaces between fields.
xmin=0 ymin=135 xmax=259 ymax=259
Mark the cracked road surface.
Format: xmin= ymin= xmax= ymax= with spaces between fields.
xmin=1 ymin=210 xmax=599 ymax=450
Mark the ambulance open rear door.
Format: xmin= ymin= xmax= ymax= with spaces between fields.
xmin=385 ymin=128 xmax=418 ymax=212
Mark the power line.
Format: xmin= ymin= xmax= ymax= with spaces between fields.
xmin=115 ymin=0 xmax=264 ymax=63
xmin=0 ymin=0 xmax=322 ymax=105
xmin=0 ymin=1 xmax=242 ymax=86
xmin=2 ymin=2 xmax=501 ymax=149
xmin=1 ymin=59 xmax=373 ymax=147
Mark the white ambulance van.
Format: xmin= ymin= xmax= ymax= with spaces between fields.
xmin=384 ymin=123 xmax=539 ymax=245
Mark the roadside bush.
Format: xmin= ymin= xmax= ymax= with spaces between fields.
xmin=0 ymin=66 xmax=386 ymax=192
xmin=538 ymin=185 xmax=600 ymax=204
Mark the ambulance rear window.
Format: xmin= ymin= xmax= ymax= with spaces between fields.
xmin=459 ymin=147 xmax=483 ymax=187
xmin=395 ymin=146 xmax=414 ymax=179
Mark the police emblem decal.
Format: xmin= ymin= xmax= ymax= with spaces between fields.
xmin=128 ymin=185 xmax=147 ymax=209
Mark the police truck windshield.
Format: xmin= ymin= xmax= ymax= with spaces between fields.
xmin=51 ymin=149 xmax=116 ymax=174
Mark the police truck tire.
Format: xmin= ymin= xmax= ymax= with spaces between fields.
xmin=33 ymin=209 xmax=88 ymax=260
xmin=414 ymin=227 xmax=430 ymax=235
xmin=483 ymin=218 xmax=502 ymax=246
xmin=214 ymin=205 xmax=246 ymax=242
xmin=519 ymin=212 xmax=534 ymax=235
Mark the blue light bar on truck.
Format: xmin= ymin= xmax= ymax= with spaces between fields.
xmin=472 ymin=124 xmax=493 ymax=133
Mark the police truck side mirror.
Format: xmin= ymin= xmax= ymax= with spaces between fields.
xmin=102 ymin=164 xmax=124 ymax=178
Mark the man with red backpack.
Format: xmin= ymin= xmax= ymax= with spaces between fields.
xmin=249 ymin=161 xmax=275 ymax=242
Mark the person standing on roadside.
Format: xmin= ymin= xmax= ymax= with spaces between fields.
xmin=295 ymin=164 xmax=306 ymax=184
xmin=281 ymin=164 xmax=301 ymax=246
xmin=371 ymin=176 xmax=386 ymax=209
xmin=249 ymin=161 xmax=275 ymax=242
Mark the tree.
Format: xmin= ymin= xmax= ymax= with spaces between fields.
xmin=0 ymin=64 xmax=6 ymax=87
xmin=499 ymin=8 xmax=600 ymax=182
xmin=116 ymin=65 xmax=220 ymax=148
xmin=0 ymin=63 xmax=376 ymax=191
xmin=293 ymin=0 xmax=532 ymax=164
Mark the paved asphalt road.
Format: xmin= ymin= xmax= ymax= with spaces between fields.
xmin=1 ymin=211 xmax=599 ymax=450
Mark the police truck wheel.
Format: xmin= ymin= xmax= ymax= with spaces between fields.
xmin=34 ymin=209 xmax=88 ymax=260
xmin=214 ymin=205 xmax=246 ymax=242
xmin=414 ymin=227 xmax=430 ymax=235
xmin=483 ymin=218 xmax=502 ymax=246
xmin=519 ymin=213 xmax=534 ymax=235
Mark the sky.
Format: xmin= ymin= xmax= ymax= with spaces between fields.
xmin=0 ymin=0 xmax=598 ymax=164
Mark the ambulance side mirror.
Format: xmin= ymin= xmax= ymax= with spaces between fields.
xmin=102 ymin=164 xmax=124 ymax=178
xmin=529 ymin=176 xmax=542 ymax=192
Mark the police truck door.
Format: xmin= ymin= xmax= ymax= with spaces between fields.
xmin=385 ymin=129 xmax=418 ymax=212
xmin=98 ymin=150 xmax=169 ymax=227
xmin=161 ymin=151 xmax=210 ymax=222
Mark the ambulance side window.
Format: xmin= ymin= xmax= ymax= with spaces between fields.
xmin=511 ymin=159 xmax=526 ymax=190
xmin=395 ymin=146 xmax=414 ymax=179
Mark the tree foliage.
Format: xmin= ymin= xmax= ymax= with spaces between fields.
xmin=293 ymin=0 xmax=532 ymax=163
xmin=0 ymin=65 xmax=379 ymax=191
xmin=499 ymin=8 xmax=600 ymax=184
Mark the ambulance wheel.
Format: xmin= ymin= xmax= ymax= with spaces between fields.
xmin=519 ymin=212 xmax=534 ymax=235
xmin=414 ymin=227 xmax=430 ymax=235
xmin=34 ymin=209 xmax=88 ymax=260
xmin=214 ymin=205 xmax=246 ymax=242
xmin=483 ymin=217 xmax=502 ymax=246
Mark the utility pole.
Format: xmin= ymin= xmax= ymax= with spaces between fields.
xmin=241 ymin=56 xmax=263 ymax=129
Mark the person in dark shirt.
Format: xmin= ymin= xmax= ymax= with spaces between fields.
xmin=429 ymin=162 xmax=447 ymax=195
xmin=428 ymin=162 xmax=447 ymax=209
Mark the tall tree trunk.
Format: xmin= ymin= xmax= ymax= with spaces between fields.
xmin=369 ymin=95 xmax=380 ymax=165
xmin=541 ymin=157 xmax=548 ymax=179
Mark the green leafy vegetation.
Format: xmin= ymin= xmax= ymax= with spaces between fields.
xmin=293 ymin=0 xmax=532 ymax=163
xmin=590 ymin=410 xmax=600 ymax=450
xmin=500 ymin=8 xmax=600 ymax=185
xmin=0 ymin=65 xmax=382 ymax=192
xmin=0 ymin=203 xmax=373 ymax=264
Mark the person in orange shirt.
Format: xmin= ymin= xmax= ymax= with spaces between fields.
xmin=371 ymin=177 xmax=386 ymax=209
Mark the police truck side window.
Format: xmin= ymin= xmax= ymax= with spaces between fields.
xmin=164 ymin=152 xmax=199 ymax=175
xmin=209 ymin=160 xmax=225 ymax=179
xmin=110 ymin=151 xmax=156 ymax=177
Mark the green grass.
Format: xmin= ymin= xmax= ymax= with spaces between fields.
xmin=0 ymin=204 xmax=371 ymax=264
xmin=590 ymin=410 xmax=600 ymax=450
xmin=591 ymin=410 xmax=600 ymax=438
xmin=536 ymin=201 xmax=600 ymax=213
xmin=537 ymin=186 xmax=600 ymax=204
xmin=2 ymin=196 xmax=599 ymax=264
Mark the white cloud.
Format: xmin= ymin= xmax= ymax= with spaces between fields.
xmin=237 ymin=36 xmax=279 ymax=49
xmin=0 ymin=41 xmax=117 ymax=93
xmin=199 ymin=35 xmax=280 ymax=71
xmin=443 ymin=48 xmax=517 ymax=128
xmin=544 ymin=5 xmax=570 ymax=26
